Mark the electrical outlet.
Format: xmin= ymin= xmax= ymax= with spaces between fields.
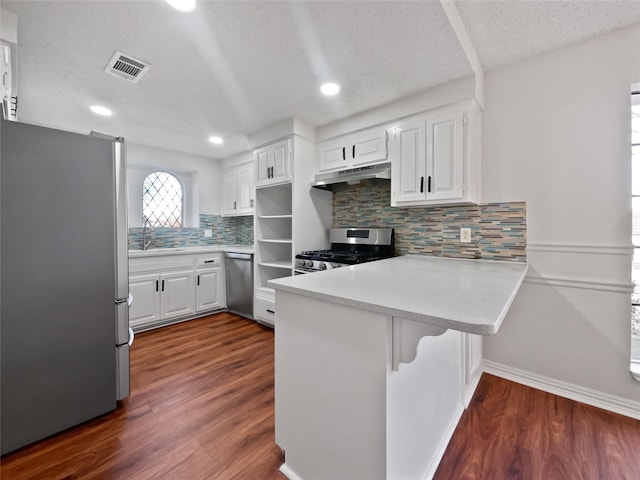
xmin=460 ymin=227 xmax=471 ymax=243
xmin=203 ymin=229 xmax=213 ymax=238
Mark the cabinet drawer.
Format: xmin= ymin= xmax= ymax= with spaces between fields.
xmin=255 ymin=295 xmax=276 ymax=326
xmin=195 ymin=253 xmax=223 ymax=269
xmin=129 ymin=255 xmax=194 ymax=274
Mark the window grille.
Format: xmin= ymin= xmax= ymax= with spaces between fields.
xmin=143 ymin=171 xmax=183 ymax=228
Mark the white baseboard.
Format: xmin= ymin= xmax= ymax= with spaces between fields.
xmin=483 ymin=360 xmax=640 ymax=420
xmin=279 ymin=463 xmax=303 ymax=480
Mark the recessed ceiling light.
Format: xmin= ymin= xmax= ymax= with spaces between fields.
xmin=90 ymin=105 xmax=112 ymax=116
xmin=166 ymin=0 xmax=196 ymax=12
xmin=320 ymin=82 xmax=340 ymax=96
xmin=208 ymin=136 xmax=223 ymax=145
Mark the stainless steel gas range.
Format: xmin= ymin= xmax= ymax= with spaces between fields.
xmin=295 ymin=228 xmax=394 ymax=274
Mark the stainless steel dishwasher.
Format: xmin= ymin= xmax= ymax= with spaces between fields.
xmin=225 ymin=252 xmax=254 ymax=319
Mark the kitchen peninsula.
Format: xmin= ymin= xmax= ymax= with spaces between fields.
xmin=270 ymin=255 xmax=528 ymax=480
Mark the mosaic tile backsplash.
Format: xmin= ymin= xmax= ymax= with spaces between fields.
xmin=332 ymin=180 xmax=526 ymax=262
xmin=128 ymin=214 xmax=254 ymax=250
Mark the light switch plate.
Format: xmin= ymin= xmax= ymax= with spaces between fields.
xmin=204 ymin=229 xmax=213 ymax=238
xmin=460 ymin=227 xmax=471 ymax=243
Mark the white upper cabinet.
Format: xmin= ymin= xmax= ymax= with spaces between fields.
xmin=390 ymin=103 xmax=479 ymax=207
xmin=222 ymin=161 xmax=255 ymax=216
xmin=317 ymin=128 xmax=388 ymax=173
xmin=256 ymin=139 xmax=292 ymax=187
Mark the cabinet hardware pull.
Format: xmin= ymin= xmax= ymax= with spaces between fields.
xmin=250 ymin=199 xmax=254 ymax=207
xmin=266 ymin=309 xmax=275 ymax=314
xmin=428 ymin=176 xmax=432 ymax=193
xmin=420 ymin=176 xmax=424 ymax=193
xmin=352 ymin=145 xmax=355 ymax=158
xmin=161 ymin=280 xmax=165 ymax=292
xmin=234 ymin=200 xmax=237 ymax=210
xmin=342 ymin=147 xmax=346 ymax=161
xmin=204 ymin=260 xmax=215 ymax=263
xmin=197 ymin=275 xmax=200 ymax=286
xmin=155 ymin=280 xmax=159 ymax=292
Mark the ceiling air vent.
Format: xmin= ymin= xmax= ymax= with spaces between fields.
xmin=104 ymin=51 xmax=150 ymax=83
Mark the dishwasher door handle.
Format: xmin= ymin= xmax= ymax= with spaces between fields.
xmin=225 ymin=253 xmax=253 ymax=261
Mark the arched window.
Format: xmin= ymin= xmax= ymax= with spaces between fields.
xmin=143 ymin=171 xmax=183 ymax=227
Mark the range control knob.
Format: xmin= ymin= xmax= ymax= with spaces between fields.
xmin=318 ymin=262 xmax=327 ymax=270
xmin=304 ymin=260 xmax=313 ymax=267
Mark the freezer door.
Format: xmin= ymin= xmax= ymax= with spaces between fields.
xmin=116 ymin=344 xmax=130 ymax=400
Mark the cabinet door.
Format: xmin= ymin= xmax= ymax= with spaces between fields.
xmin=255 ymin=147 xmax=271 ymax=186
xmin=391 ymin=120 xmax=427 ymax=204
xmin=426 ymin=111 xmax=464 ymax=201
xmin=196 ymin=268 xmax=223 ymax=312
xmin=160 ymin=270 xmax=195 ymax=320
xmin=129 ymin=273 xmax=161 ymax=327
xmin=236 ymin=162 xmax=255 ymax=215
xmin=317 ymin=141 xmax=348 ymax=172
xmin=271 ymin=139 xmax=291 ymax=184
xmin=351 ymin=130 xmax=387 ymax=167
xmin=222 ymin=168 xmax=238 ymax=216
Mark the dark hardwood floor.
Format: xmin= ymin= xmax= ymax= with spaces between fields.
xmin=2 ymin=313 xmax=639 ymax=479
xmin=434 ymin=374 xmax=640 ymax=480
xmin=1 ymin=313 xmax=285 ymax=480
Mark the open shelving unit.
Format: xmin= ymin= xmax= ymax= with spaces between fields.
xmin=255 ymin=182 xmax=293 ymax=299
xmin=250 ymin=128 xmax=332 ymax=327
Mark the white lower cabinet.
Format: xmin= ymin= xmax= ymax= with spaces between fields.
xmin=254 ymin=293 xmax=276 ymax=327
xmin=195 ymin=267 xmax=223 ymax=312
xmin=128 ymin=273 xmax=161 ymax=326
xmin=129 ymin=252 xmax=226 ymax=331
xmin=160 ymin=270 xmax=195 ymax=319
xmin=129 ymin=270 xmax=195 ymax=329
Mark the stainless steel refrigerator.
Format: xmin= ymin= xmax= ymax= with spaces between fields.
xmin=1 ymin=119 xmax=131 ymax=455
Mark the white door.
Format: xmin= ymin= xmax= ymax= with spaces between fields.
xmin=255 ymin=147 xmax=271 ymax=186
xmin=271 ymin=139 xmax=290 ymax=183
xmin=426 ymin=111 xmax=464 ymax=201
xmin=196 ymin=268 xmax=223 ymax=312
xmin=351 ymin=130 xmax=387 ymax=166
xmin=317 ymin=141 xmax=348 ymax=172
xmin=128 ymin=273 xmax=161 ymax=327
xmin=160 ymin=270 xmax=195 ymax=320
xmin=222 ymin=168 xmax=238 ymax=216
xmin=391 ymin=120 xmax=426 ymax=204
xmin=236 ymin=162 xmax=254 ymax=215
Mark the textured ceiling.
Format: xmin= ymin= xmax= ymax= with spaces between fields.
xmin=2 ymin=1 xmax=640 ymax=159
xmin=456 ymin=0 xmax=640 ymax=70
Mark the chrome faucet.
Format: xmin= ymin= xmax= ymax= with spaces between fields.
xmin=142 ymin=215 xmax=152 ymax=251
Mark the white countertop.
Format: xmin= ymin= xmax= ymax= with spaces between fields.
xmin=269 ymin=255 xmax=528 ymax=335
xmin=128 ymin=245 xmax=254 ymax=258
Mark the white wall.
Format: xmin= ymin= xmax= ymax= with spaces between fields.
xmin=126 ymin=142 xmax=221 ymax=227
xmin=482 ymin=24 xmax=640 ymax=406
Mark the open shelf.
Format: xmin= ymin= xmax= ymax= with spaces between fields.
xmin=259 ymin=238 xmax=292 ymax=244
xmin=258 ymin=214 xmax=293 ymax=219
xmin=259 ymin=261 xmax=292 ymax=270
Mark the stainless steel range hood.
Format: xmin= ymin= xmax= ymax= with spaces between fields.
xmin=312 ymin=163 xmax=391 ymax=188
